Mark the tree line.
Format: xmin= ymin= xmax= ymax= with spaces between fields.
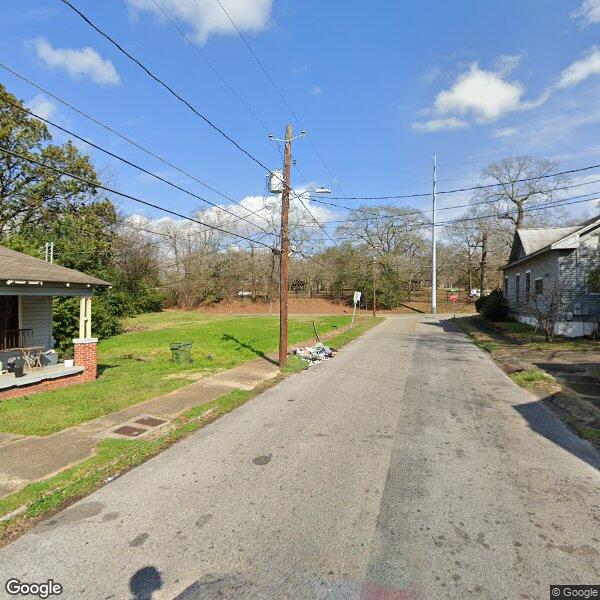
xmin=0 ymin=82 xmax=584 ymax=345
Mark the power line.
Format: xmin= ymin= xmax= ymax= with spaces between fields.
xmin=212 ymin=0 xmax=343 ymax=194
xmin=308 ymin=162 xmax=600 ymax=209
xmin=0 ymin=62 xmax=272 ymax=226
xmin=0 ymin=147 xmax=276 ymax=250
xmin=308 ymin=178 xmax=600 ymax=224
xmin=58 ymin=0 xmax=278 ymax=175
xmin=334 ymin=192 xmax=600 ymax=237
xmin=57 ymin=0 xmax=329 ymax=232
xmin=294 ymin=193 xmax=340 ymax=248
xmin=148 ymin=0 xmax=271 ymax=134
xmin=10 ymin=99 xmax=276 ymax=236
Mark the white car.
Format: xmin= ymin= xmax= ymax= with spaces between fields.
xmin=468 ymin=289 xmax=481 ymax=298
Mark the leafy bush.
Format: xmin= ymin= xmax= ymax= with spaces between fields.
xmin=480 ymin=289 xmax=509 ymax=321
xmin=475 ymin=294 xmax=488 ymax=313
xmin=52 ymin=295 xmax=123 ymax=355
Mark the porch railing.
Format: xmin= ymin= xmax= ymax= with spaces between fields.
xmin=0 ymin=329 xmax=33 ymax=351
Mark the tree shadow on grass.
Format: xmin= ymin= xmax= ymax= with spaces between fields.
xmin=220 ymin=334 xmax=278 ymax=366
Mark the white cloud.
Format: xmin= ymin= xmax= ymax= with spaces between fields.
xmin=572 ymin=0 xmax=600 ymax=25
xmin=126 ymin=0 xmax=273 ymax=43
xmin=309 ymin=85 xmax=322 ymax=96
xmin=556 ymin=46 xmax=600 ymax=89
xmin=411 ymin=117 xmax=468 ymax=132
xmin=491 ymin=53 xmax=522 ymax=76
xmin=492 ymin=126 xmax=518 ymax=139
xmin=123 ymin=186 xmax=336 ymax=250
xmin=412 ymin=57 xmax=553 ymax=133
xmin=434 ymin=64 xmax=525 ymax=122
xmin=26 ymin=94 xmax=57 ymax=120
xmin=30 ymin=37 xmax=121 ymax=85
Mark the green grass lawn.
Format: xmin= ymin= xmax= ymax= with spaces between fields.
xmin=0 ymin=313 xmax=351 ymax=436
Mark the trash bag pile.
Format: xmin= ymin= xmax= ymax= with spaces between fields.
xmin=289 ymin=342 xmax=336 ymax=365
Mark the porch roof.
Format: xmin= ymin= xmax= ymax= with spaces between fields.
xmin=0 ymin=245 xmax=110 ymax=287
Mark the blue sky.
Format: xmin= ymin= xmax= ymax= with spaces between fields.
xmin=2 ymin=0 xmax=600 ymax=232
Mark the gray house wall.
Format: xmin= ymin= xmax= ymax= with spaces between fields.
xmin=559 ymin=228 xmax=600 ymax=321
xmin=503 ymin=225 xmax=600 ymax=336
xmin=503 ymin=252 xmax=560 ymax=309
xmin=21 ymin=295 xmax=53 ymax=349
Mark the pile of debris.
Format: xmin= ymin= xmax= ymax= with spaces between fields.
xmin=289 ymin=342 xmax=336 ymax=365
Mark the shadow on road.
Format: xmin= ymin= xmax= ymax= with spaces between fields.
xmin=419 ymin=319 xmax=461 ymax=334
xmin=514 ymin=400 xmax=600 ymax=471
xmin=398 ymin=303 xmax=425 ymax=314
xmin=130 ymin=566 xmax=163 ymax=600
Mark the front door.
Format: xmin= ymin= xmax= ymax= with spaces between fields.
xmin=0 ymin=296 xmax=19 ymax=350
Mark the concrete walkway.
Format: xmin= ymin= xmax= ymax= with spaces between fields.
xmin=0 ymin=327 xmax=344 ymax=499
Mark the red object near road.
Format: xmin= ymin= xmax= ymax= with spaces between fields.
xmin=449 ymin=293 xmax=459 ymax=302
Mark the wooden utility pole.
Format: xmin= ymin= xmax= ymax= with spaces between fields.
xmin=279 ymin=124 xmax=293 ymax=368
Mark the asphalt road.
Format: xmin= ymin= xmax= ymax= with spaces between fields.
xmin=1 ymin=316 xmax=599 ymax=600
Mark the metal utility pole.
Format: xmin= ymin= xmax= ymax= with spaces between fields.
xmin=431 ymin=154 xmax=437 ymax=315
xmin=372 ymin=255 xmax=377 ymax=317
xmin=279 ymin=124 xmax=293 ymax=368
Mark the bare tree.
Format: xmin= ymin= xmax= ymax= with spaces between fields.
xmin=517 ymin=282 xmax=570 ymax=342
xmin=479 ymin=156 xmax=568 ymax=229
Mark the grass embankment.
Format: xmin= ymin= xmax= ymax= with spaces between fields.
xmin=0 ymin=317 xmax=382 ymax=544
xmin=0 ymin=313 xmax=350 ymax=436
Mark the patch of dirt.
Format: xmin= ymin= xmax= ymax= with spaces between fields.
xmin=178 ymin=291 xmax=476 ymax=316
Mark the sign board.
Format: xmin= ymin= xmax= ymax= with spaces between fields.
xmin=353 ymin=291 xmax=362 ymax=304
xmin=449 ymin=293 xmax=459 ymax=303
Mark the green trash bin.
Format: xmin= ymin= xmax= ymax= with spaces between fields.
xmin=170 ymin=342 xmax=193 ymax=365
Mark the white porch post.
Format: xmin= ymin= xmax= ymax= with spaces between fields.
xmin=79 ymin=296 xmax=92 ymax=339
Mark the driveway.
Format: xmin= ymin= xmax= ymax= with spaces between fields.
xmin=0 ymin=316 xmax=598 ymax=599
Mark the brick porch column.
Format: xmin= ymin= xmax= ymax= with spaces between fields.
xmin=73 ymin=338 xmax=98 ymax=381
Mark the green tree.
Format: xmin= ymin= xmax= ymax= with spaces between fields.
xmin=0 ymin=84 xmax=101 ymax=237
xmin=0 ymin=83 xmax=162 ymax=350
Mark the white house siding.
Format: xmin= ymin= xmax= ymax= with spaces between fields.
xmin=21 ymin=295 xmax=53 ymax=349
